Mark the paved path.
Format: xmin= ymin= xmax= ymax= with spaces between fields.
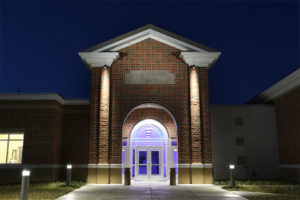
xmin=57 ymin=182 xmax=248 ymax=200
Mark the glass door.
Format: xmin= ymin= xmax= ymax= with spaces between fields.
xmin=138 ymin=150 xmax=147 ymax=176
xmin=151 ymin=150 xmax=160 ymax=176
xmin=134 ymin=148 xmax=164 ymax=180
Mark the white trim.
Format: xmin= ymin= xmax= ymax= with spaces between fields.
xmin=260 ymin=68 xmax=300 ymax=101
xmin=94 ymin=29 xmax=207 ymax=52
xmin=0 ymin=94 xmax=90 ymax=105
xmin=0 ymin=164 xmax=88 ymax=168
xmin=191 ymin=163 xmax=213 ymax=168
xmin=180 ymin=52 xmax=221 ymax=68
xmin=110 ymin=164 xmax=122 ymax=168
xmin=178 ymin=163 xmax=213 ymax=168
xmin=97 ymin=164 xmax=110 ymax=168
xmin=78 ymin=52 xmax=119 ymax=68
xmin=178 ymin=164 xmax=191 ymax=168
xmin=87 ymin=164 xmax=98 ymax=168
xmin=280 ymin=164 xmax=300 ymax=169
xmin=0 ymin=94 xmax=65 ymax=104
xmin=130 ymin=119 xmax=169 ymax=139
xmin=64 ymin=99 xmax=90 ymax=105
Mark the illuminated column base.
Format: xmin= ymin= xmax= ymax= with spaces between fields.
xmin=87 ymin=164 xmax=122 ymax=184
xmin=178 ymin=164 xmax=213 ymax=184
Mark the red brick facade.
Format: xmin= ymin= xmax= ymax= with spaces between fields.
xmin=0 ymin=100 xmax=63 ymax=165
xmin=275 ymin=87 xmax=300 ymax=164
xmin=61 ymin=105 xmax=89 ymax=164
xmin=110 ymin=39 xmax=191 ymax=164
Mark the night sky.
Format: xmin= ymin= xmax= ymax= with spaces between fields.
xmin=1 ymin=1 xmax=299 ymax=104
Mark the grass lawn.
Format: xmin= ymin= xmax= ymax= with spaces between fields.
xmin=214 ymin=180 xmax=300 ymax=200
xmin=0 ymin=181 xmax=85 ymax=200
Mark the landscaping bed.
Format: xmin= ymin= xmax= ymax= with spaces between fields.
xmin=214 ymin=180 xmax=300 ymax=200
xmin=0 ymin=181 xmax=85 ymax=200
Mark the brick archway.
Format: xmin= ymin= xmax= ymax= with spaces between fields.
xmin=122 ymin=103 xmax=177 ymax=140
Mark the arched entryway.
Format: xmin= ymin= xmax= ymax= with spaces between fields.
xmin=122 ymin=104 xmax=178 ymax=182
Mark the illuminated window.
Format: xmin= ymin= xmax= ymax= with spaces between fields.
xmin=0 ymin=133 xmax=24 ymax=164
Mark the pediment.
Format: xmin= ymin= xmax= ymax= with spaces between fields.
xmin=81 ymin=24 xmax=218 ymax=53
xmin=79 ymin=24 xmax=221 ymax=68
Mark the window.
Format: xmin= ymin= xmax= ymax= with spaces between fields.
xmin=234 ymin=117 xmax=244 ymax=126
xmin=236 ymin=137 xmax=245 ymax=145
xmin=237 ymin=156 xmax=247 ymax=166
xmin=0 ymin=133 xmax=24 ymax=164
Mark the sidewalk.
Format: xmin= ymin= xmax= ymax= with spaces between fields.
xmin=57 ymin=181 xmax=248 ymax=200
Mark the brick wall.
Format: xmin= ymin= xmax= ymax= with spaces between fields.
xmin=275 ymin=87 xmax=300 ymax=164
xmin=61 ymin=105 xmax=89 ymax=164
xmin=199 ymin=68 xmax=212 ymax=163
xmin=0 ymin=100 xmax=63 ymax=164
xmin=89 ymin=68 xmax=101 ymax=164
xmin=110 ymin=38 xmax=190 ymax=164
xmin=0 ymin=100 xmax=63 ymax=183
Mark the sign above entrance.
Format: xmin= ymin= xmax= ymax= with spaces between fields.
xmin=125 ymin=70 xmax=175 ymax=84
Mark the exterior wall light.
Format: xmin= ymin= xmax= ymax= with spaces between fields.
xmin=229 ymin=164 xmax=235 ymax=169
xmin=67 ymin=164 xmax=72 ymax=169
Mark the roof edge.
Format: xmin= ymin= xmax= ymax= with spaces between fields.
xmin=80 ymin=24 xmax=219 ymax=53
xmin=0 ymin=93 xmax=90 ymax=105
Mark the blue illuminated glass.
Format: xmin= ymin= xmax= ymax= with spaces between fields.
xmin=132 ymin=166 xmax=135 ymax=177
xmin=132 ymin=149 xmax=135 ymax=164
xmin=171 ymin=141 xmax=177 ymax=146
xmin=122 ymin=151 xmax=125 ymax=174
xmin=174 ymin=151 xmax=178 ymax=174
xmin=122 ymin=141 xmax=127 ymax=146
xmin=139 ymin=151 xmax=147 ymax=164
xmin=139 ymin=166 xmax=147 ymax=175
xmin=151 ymin=151 xmax=159 ymax=164
xmin=152 ymin=166 xmax=159 ymax=175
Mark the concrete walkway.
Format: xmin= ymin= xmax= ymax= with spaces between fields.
xmin=57 ymin=181 xmax=248 ymax=200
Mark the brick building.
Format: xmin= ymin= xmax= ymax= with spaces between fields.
xmin=250 ymin=68 xmax=300 ymax=182
xmin=0 ymin=25 xmax=299 ymax=184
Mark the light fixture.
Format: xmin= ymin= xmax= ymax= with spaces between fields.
xmin=229 ymin=164 xmax=235 ymax=169
xmin=22 ymin=169 xmax=30 ymax=176
xmin=67 ymin=164 xmax=72 ymax=169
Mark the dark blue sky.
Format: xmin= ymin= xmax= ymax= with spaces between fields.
xmin=1 ymin=1 xmax=299 ymax=104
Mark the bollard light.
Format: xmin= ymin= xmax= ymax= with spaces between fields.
xmin=20 ymin=169 xmax=30 ymax=200
xmin=66 ymin=164 xmax=72 ymax=186
xmin=22 ymin=170 xmax=30 ymax=176
xmin=229 ymin=164 xmax=236 ymax=188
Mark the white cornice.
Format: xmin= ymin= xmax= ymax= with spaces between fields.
xmin=260 ymin=68 xmax=300 ymax=101
xmin=180 ymin=52 xmax=221 ymax=68
xmin=78 ymin=52 xmax=119 ymax=68
xmin=0 ymin=94 xmax=65 ymax=104
xmin=0 ymin=94 xmax=90 ymax=105
xmin=94 ymin=29 xmax=208 ymax=52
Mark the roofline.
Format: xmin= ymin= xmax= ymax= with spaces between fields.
xmin=0 ymin=93 xmax=90 ymax=105
xmin=81 ymin=24 xmax=219 ymax=52
xmin=258 ymin=68 xmax=300 ymax=102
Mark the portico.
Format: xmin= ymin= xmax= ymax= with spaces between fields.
xmin=78 ymin=24 xmax=221 ymax=184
